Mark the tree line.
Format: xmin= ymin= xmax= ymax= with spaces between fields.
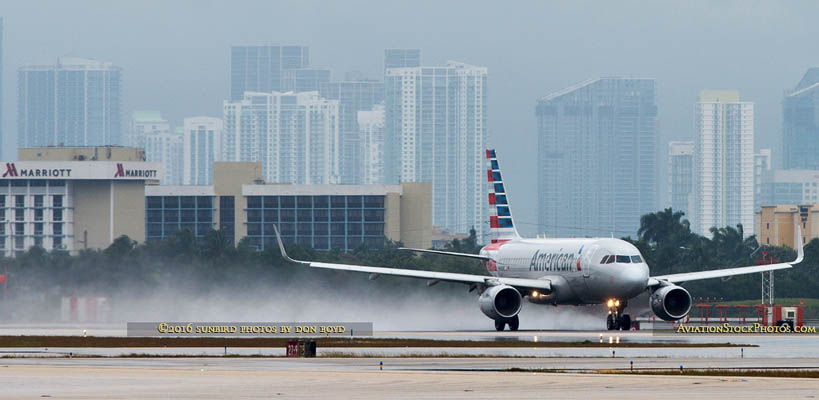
xmin=1 ymin=208 xmax=817 ymax=314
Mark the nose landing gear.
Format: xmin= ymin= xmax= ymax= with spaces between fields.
xmin=605 ymin=299 xmax=631 ymax=331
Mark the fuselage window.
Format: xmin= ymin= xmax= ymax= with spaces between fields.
xmin=615 ymin=255 xmax=631 ymax=263
xmin=631 ymin=255 xmax=643 ymax=263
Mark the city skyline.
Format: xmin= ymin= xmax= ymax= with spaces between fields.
xmin=3 ymin=2 xmax=819 ymax=238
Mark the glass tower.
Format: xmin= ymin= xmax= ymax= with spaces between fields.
xmin=18 ymin=57 xmax=122 ymax=147
xmin=230 ymin=45 xmax=309 ymax=101
xmin=536 ymin=78 xmax=658 ymax=238
xmin=783 ymin=68 xmax=819 ymax=170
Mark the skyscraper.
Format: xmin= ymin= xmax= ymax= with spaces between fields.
xmin=223 ymin=91 xmax=340 ymax=184
xmin=754 ymin=149 xmax=772 ymax=211
xmin=693 ymin=90 xmax=754 ymax=236
xmin=282 ymin=68 xmax=331 ymax=92
xmin=384 ymin=49 xmax=421 ymax=71
xmin=359 ymin=104 xmax=385 ymax=185
xmin=145 ymin=128 xmax=183 ymax=186
xmin=536 ymin=78 xmax=657 ymax=238
xmin=385 ymin=61 xmax=487 ymax=238
xmin=0 ymin=18 xmax=4 ymax=157
xmin=783 ymin=68 xmax=819 ymax=170
xmin=668 ymin=141 xmax=694 ymax=219
xmin=18 ymin=57 xmax=122 ymax=147
xmin=230 ymin=45 xmax=309 ymax=100
xmin=320 ymin=80 xmax=385 ymax=184
xmin=183 ymin=117 xmax=223 ymax=185
xmin=130 ymin=111 xmax=181 ymax=185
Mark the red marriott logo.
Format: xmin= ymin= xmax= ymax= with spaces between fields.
xmin=2 ymin=163 xmax=18 ymax=177
xmin=114 ymin=163 xmax=158 ymax=178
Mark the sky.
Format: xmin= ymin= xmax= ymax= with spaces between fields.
xmin=2 ymin=0 xmax=819 ymax=236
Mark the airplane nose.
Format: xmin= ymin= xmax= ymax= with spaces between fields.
xmin=625 ymin=264 xmax=649 ymax=294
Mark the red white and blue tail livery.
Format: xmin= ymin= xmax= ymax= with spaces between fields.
xmin=275 ymin=149 xmax=805 ymax=331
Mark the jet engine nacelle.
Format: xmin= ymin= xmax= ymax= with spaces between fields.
xmin=650 ymin=284 xmax=692 ymax=321
xmin=479 ymin=284 xmax=522 ymax=320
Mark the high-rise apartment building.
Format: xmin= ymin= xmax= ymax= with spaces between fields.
xmin=783 ymin=68 xmax=819 ymax=170
xmin=230 ymin=45 xmax=309 ymax=100
xmin=18 ymin=57 xmax=122 ymax=147
xmin=385 ymin=61 xmax=487 ymax=238
xmin=183 ymin=117 xmax=223 ymax=185
xmin=758 ymin=169 xmax=819 ymax=207
xmin=223 ymin=91 xmax=340 ymax=184
xmin=692 ymin=90 xmax=754 ymax=236
xmin=669 ymin=141 xmax=694 ymax=219
xmin=128 ymin=111 xmax=180 ymax=185
xmin=754 ymin=149 xmax=772 ymax=211
xmin=359 ymin=104 xmax=385 ymax=185
xmin=536 ymin=78 xmax=657 ymax=238
xmin=320 ymin=80 xmax=385 ymax=184
xmin=282 ymin=68 xmax=331 ymax=92
xmin=384 ymin=49 xmax=421 ymax=71
xmin=128 ymin=110 xmax=168 ymax=149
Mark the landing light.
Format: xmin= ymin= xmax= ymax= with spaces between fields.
xmin=532 ymin=291 xmax=539 ymax=298
xmin=607 ymin=299 xmax=614 ymax=308
xmin=615 ymin=300 xmax=620 ymax=307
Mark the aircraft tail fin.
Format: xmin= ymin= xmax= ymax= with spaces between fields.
xmin=486 ymin=149 xmax=522 ymax=243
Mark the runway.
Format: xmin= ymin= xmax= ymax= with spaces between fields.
xmin=2 ymin=358 xmax=818 ymax=399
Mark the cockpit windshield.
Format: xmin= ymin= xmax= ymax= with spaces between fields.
xmin=615 ymin=255 xmax=631 ymax=263
xmin=631 ymin=255 xmax=643 ymax=263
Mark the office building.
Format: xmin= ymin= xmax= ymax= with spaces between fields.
xmin=668 ymin=141 xmax=694 ymax=218
xmin=754 ymin=149 xmax=772 ymax=210
xmin=222 ymin=91 xmax=340 ymax=185
xmin=783 ymin=68 xmax=819 ymax=170
xmin=359 ymin=104 xmax=386 ymax=185
xmin=536 ymin=78 xmax=658 ymax=238
xmin=384 ymin=49 xmax=421 ymax=71
xmin=756 ymin=204 xmax=814 ymax=248
xmin=145 ymin=162 xmax=431 ymax=250
xmin=757 ymin=169 xmax=819 ymax=207
xmin=320 ymin=80 xmax=385 ymax=184
xmin=692 ymin=90 xmax=754 ymax=236
xmin=282 ymin=68 xmax=331 ymax=92
xmin=385 ymin=61 xmax=487 ymax=238
xmin=183 ymin=117 xmax=222 ymax=185
xmin=0 ymin=147 xmax=160 ymax=257
xmin=230 ymin=45 xmax=309 ymax=100
xmin=18 ymin=57 xmax=122 ymax=147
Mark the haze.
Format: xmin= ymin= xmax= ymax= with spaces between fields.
xmin=3 ymin=0 xmax=819 ymax=235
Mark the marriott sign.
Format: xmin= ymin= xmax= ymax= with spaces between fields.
xmin=0 ymin=161 xmax=162 ymax=181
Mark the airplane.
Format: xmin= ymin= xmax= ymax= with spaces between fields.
xmin=274 ymin=149 xmax=805 ymax=331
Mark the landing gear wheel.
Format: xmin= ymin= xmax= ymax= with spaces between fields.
xmin=606 ymin=314 xmax=617 ymax=330
xmin=507 ymin=315 xmax=520 ymax=331
xmin=494 ymin=319 xmax=506 ymax=331
xmin=620 ymin=314 xmax=631 ymax=331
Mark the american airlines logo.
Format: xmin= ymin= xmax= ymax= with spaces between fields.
xmin=2 ymin=162 xmax=72 ymax=178
xmin=114 ymin=163 xmax=158 ymax=178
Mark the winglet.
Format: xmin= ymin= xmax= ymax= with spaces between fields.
xmin=792 ymin=225 xmax=805 ymax=265
xmin=273 ymin=224 xmax=309 ymax=264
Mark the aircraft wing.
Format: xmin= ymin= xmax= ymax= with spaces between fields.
xmin=648 ymin=226 xmax=805 ymax=287
xmin=398 ymin=247 xmax=491 ymax=261
xmin=274 ymin=226 xmax=551 ymax=292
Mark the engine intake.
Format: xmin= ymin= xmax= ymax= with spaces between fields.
xmin=650 ymin=284 xmax=692 ymax=321
xmin=479 ymin=285 xmax=522 ymax=320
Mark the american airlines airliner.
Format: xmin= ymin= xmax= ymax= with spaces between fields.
xmin=275 ymin=149 xmax=804 ymax=331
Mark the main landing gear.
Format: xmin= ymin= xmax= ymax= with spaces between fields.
xmin=494 ymin=315 xmax=520 ymax=331
xmin=605 ymin=299 xmax=631 ymax=331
